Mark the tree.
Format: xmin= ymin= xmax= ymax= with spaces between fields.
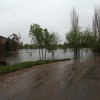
xmin=23 ymin=44 xmax=29 ymax=49
xmin=82 ymin=28 xmax=97 ymax=48
xmin=48 ymin=32 xmax=60 ymax=56
xmin=66 ymin=8 xmax=98 ymax=55
xmin=66 ymin=28 xmax=81 ymax=55
xmin=19 ymin=42 xmax=23 ymax=49
xmin=10 ymin=33 xmax=21 ymax=50
xmin=5 ymin=37 xmax=12 ymax=51
xmin=92 ymin=6 xmax=100 ymax=39
xmin=71 ymin=8 xmax=79 ymax=30
xmin=43 ymin=29 xmax=50 ymax=59
xmin=92 ymin=6 xmax=100 ymax=51
xmin=63 ymin=42 xmax=67 ymax=49
xmin=66 ymin=8 xmax=80 ymax=55
xmin=29 ymin=23 xmax=44 ymax=60
xmin=66 ymin=26 xmax=98 ymax=55
xmin=29 ymin=23 xmax=61 ymax=59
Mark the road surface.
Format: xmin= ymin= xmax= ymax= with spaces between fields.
xmin=0 ymin=57 xmax=100 ymax=100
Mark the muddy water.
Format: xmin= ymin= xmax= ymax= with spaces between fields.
xmin=0 ymin=48 xmax=95 ymax=64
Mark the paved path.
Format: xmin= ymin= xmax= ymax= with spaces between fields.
xmin=0 ymin=57 xmax=100 ymax=100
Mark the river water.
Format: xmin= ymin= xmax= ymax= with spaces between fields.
xmin=0 ymin=48 xmax=96 ymax=64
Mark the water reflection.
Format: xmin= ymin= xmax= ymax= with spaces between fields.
xmin=0 ymin=48 xmax=96 ymax=65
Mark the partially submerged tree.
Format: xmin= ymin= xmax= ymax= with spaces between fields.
xmin=92 ymin=6 xmax=100 ymax=39
xmin=66 ymin=8 xmax=80 ymax=55
xmin=66 ymin=8 xmax=98 ymax=55
xmin=71 ymin=8 xmax=79 ymax=30
xmin=66 ymin=28 xmax=81 ymax=55
xmin=83 ymin=28 xmax=98 ymax=48
xmin=29 ymin=23 xmax=61 ymax=60
xmin=43 ymin=29 xmax=50 ymax=59
xmin=48 ymin=32 xmax=60 ymax=56
xmin=29 ymin=23 xmax=43 ymax=60
xmin=92 ymin=6 xmax=100 ymax=51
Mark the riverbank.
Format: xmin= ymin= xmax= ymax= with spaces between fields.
xmin=0 ymin=58 xmax=71 ymax=76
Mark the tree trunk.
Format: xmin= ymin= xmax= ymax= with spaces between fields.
xmin=42 ymin=48 xmax=43 ymax=60
xmin=39 ymin=48 xmax=41 ymax=60
xmin=52 ymin=50 xmax=55 ymax=56
xmin=45 ymin=49 xmax=47 ymax=60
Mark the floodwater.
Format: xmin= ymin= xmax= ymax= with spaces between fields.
xmin=0 ymin=49 xmax=100 ymax=100
xmin=0 ymin=48 xmax=96 ymax=64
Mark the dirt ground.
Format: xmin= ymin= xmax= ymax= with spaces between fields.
xmin=0 ymin=57 xmax=100 ymax=100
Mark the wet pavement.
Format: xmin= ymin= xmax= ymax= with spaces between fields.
xmin=0 ymin=57 xmax=100 ymax=100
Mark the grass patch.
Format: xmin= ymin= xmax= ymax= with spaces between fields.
xmin=0 ymin=58 xmax=71 ymax=76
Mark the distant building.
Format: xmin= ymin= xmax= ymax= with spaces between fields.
xmin=0 ymin=36 xmax=7 ymax=52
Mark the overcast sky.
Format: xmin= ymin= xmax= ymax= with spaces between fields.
xmin=0 ymin=0 xmax=100 ymax=44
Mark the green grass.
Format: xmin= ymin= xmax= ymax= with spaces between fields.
xmin=0 ymin=58 xmax=71 ymax=76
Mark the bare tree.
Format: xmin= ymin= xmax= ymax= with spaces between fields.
xmin=70 ymin=7 xmax=79 ymax=55
xmin=92 ymin=6 xmax=100 ymax=40
xmin=71 ymin=7 xmax=79 ymax=30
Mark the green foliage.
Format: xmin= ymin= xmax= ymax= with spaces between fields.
xmin=48 ymin=32 xmax=60 ymax=50
xmin=19 ymin=42 xmax=24 ymax=49
xmin=29 ymin=24 xmax=43 ymax=48
xmin=57 ymin=42 xmax=67 ymax=49
xmin=63 ymin=42 xmax=67 ymax=49
xmin=43 ymin=29 xmax=50 ymax=49
xmin=20 ymin=44 xmax=38 ymax=49
xmin=82 ymin=28 xmax=98 ymax=48
xmin=0 ymin=58 xmax=71 ymax=75
xmin=66 ymin=27 xmax=98 ymax=52
xmin=4 ymin=33 xmax=21 ymax=51
xmin=66 ymin=27 xmax=81 ymax=49
xmin=29 ymin=23 xmax=61 ymax=59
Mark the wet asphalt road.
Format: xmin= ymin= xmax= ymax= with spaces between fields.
xmin=0 ymin=57 xmax=100 ymax=100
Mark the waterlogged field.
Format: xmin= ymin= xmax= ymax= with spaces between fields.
xmin=0 ymin=48 xmax=95 ymax=64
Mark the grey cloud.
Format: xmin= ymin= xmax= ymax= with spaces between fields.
xmin=0 ymin=0 xmax=100 ymax=44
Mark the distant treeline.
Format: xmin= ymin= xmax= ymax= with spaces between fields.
xmin=19 ymin=42 xmax=67 ymax=49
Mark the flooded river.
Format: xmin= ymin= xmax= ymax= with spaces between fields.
xmin=0 ymin=48 xmax=96 ymax=64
